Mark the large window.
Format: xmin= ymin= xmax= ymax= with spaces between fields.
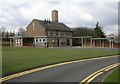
xmin=53 ymin=32 xmax=56 ymax=36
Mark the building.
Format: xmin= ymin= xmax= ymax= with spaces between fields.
xmin=10 ymin=10 xmax=119 ymax=48
xmin=11 ymin=10 xmax=73 ymax=47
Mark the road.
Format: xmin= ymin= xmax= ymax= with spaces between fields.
xmin=4 ymin=56 xmax=118 ymax=83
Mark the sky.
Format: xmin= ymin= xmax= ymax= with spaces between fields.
xmin=0 ymin=0 xmax=119 ymax=35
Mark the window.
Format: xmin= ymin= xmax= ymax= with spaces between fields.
xmin=58 ymin=32 xmax=61 ymax=36
xmin=59 ymin=39 xmax=61 ymax=42
xmin=63 ymin=32 xmax=65 ymax=36
xmin=16 ymin=39 xmax=20 ymax=43
xmin=36 ymin=39 xmax=38 ymax=42
xmin=68 ymin=33 xmax=71 ymax=36
xmin=48 ymin=31 xmax=50 ymax=36
xmin=43 ymin=39 xmax=45 ymax=42
xmin=52 ymin=39 xmax=54 ymax=42
xmin=53 ymin=32 xmax=56 ymax=36
xmin=33 ymin=22 xmax=35 ymax=30
xmin=39 ymin=39 xmax=41 ymax=42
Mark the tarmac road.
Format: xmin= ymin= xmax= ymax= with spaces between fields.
xmin=5 ymin=56 xmax=118 ymax=83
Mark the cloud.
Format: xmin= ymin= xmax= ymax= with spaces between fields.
xmin=0 ymin=0 xmax=118 ymax=35
xmin=104 ymin=25 xmax=118 ymax=35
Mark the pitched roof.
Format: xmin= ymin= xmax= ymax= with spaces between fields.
xmin=34 ymin=19 xmax=72 ymax=32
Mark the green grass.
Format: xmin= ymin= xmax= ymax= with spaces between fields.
xmin=103 ymin=67 xmax=119 ymax=83
xmin=2 ymin=47 xmax=118 ymax=76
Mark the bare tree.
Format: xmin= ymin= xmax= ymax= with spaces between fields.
xmin=4 ymin=31 xmax=9 ymax=40
xmin=9 ymin=31 xmax=15 ymax=37
xmin=0 ymin=26 xmax=6 ymax=38
xmin=18 ymin=27 xmax=26 ymax=37
xmin=72 ymin=27 xmax=95 ymax=37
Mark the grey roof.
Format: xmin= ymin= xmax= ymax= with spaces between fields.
xmin=34 ymin=19 xmax=72 ymax=32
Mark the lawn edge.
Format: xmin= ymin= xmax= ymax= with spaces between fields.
xmin=2 ymin=54 xmax=119 ymax=77
xmin=1 ymin=55 xmax=119 ymax=82
xmin=102 ymin=67 xmax=119 ymax=83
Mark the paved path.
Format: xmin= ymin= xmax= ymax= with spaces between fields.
xmin=6 ymin=56 xmax=118 ymax=82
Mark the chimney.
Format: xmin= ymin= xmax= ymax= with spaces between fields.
xmin=52 ymin=10 xmax=58 ymax=22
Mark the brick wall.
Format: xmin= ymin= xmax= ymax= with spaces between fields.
xmin=26 ymin=20 xmax=45 ymax=37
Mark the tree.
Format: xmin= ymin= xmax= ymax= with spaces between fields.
xmin=94 ymin=22 xmax=106 ymax=38
xmin=0 ymin=26 xmax=6 ymax=38
xmin=18 ymin=27 xmax=26 ymax=37
xmin=4 ymin=31 xmax=9 ymax=41
xmin=72 ymin=27 xmax=95 ymax=37
xmin=72 ymin=27 xmax=95 ymax=46
xmin=9 ymin=31 xmax=15 ymax=37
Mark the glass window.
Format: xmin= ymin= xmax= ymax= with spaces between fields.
xmin=48 ymin=31 xmax=50 ymax=36
xmin=36 ymin=39 xmax=38 ymax=42
xmin=58 ymin=32 xmax=60 ymax=36
xmin=68 ymin=33 xmax=71 ymax=36
xmin=16 ymin=39 xmax=20 ymax=43
xmin=53 ymin=32 xmax=56 ymax=36
xmin=63 ymin=32 xmax=65 ymax=36
xmin=39 ymin=39 xmax=41 ymax=42
xmin=52 ymin=39 xmax=54 ymax=42
xmin=43 ymin=39 xmax=45 ymax=42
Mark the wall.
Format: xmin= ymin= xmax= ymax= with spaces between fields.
xmin=26 ymin=20 xmax=45 ymax=37
xmin=46 ymin=30 xmax=72 ymax=47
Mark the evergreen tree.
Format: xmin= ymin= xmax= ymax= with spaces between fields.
xmin=94 ymin=22 xmax=106 ymax=38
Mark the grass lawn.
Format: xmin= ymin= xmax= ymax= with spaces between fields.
xmin=103 ymin=67 xmax=119 ymax=83
xmin=2 ymin=47 xmax=118 ymax=76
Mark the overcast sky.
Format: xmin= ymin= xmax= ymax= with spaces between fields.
xmin=0 ymin=0 xmax=119 ymax=35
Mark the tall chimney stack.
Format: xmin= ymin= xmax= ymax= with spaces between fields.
xmin=52 ymin=10 xmax=58 ymax=22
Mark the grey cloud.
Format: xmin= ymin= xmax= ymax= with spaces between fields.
xmin=0 ymin=1 xmax=118 ymax=35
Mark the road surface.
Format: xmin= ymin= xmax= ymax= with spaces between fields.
xmin=4 ymin=56 xmax=118 ymax=83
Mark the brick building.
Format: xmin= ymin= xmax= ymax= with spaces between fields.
xmin=12 ymin=10 xmax=73 ymax=47
xmin=10 ymin=10 xmax=119 ymax=48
